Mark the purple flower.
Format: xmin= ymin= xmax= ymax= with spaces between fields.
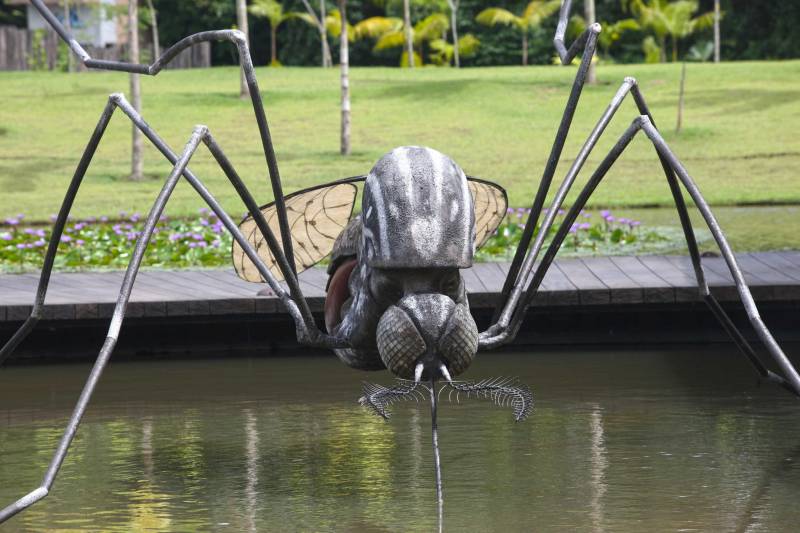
xmin=4 ymin=217 xmax=19 ymax=226
xmin=33 ymin=239 xmax=46 ymax=248
xmin=199 ymin=218 xmax=209 ymax=226
xmin=73 ymin=223 xmax=86 ymax=231
xmin=196 ymin=241 xmax=207 ymax=248
xmin=24 ymin=228 xmax=36 ymax=235
xmin=630 ymin=220 xmax=641 ymax=227
xmin=0 ymin=233 xmax=11 ymax=241
xmin=506 ymin=207 xmax=514 ymax=214
xmin=100 ymin=216 xmax=109 ymax=223
xmin=192 ymin=233 xmax=204 ymax=241
xmin=600 ymin=210 xmax=611 ymax=219
xmin=76 ymin=239 xmax=85 ymax=246
xmin=557 ymin=209 xmax=565 ymax=216
xmin=188 ymin=242 xmax=198 ymax=249
xmin=618 ymin=217 xmax=630 ymax=225
xmin=85 ymin=216 xmax=97 ymax=223
xmin=16 ymin=243 xmax=26 ymax=249
xmin=126 ymin=231 xmax=139 ymax=241
xmin=130 ymin=212 xmax=141 ymax=222
xmin=49 ymin=214 xmax=58 ymax=222
xmin=582 ymin=212 xmax=591 ymax=219
xmin=199 ymin=207 xmax=210 ymax=215
xmin=578 ymin=223 xmax=591 ymax=230
xmin=606 ymin=215 xmax=615 ymax=222
xmin=169 ymin=233 xmax=182 ymax=242
xmin=60 ymin=235 xmax=72 ymax=243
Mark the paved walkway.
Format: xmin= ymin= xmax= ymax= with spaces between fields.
xmin=1 ymin=252 xmax=799 ymax=322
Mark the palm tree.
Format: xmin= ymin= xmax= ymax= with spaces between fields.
xmin=428 ymin=34 xmax=480 ymax=66
xmin=296 ymin=0 xmax=334 ymax=67
xmin=569 ymin=15 xmax=640 ymax=61
xmin=249 ymin=0 xmax=303 ymax=66
xmin=475 ymin=0 xmax=560 ymax=66
xmin=625 ymin=0 xmax=714 ymax=62
xmin=355 ymin=12 xmax=452 ymax=66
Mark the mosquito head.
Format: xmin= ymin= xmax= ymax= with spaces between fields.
xmin=375 ymin=291 xmax=478 ymax=380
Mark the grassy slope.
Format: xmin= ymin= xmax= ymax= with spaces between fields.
xmin=0 ymin=61 xmax=798 ymax=220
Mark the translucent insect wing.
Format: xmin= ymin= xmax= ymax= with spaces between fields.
xmin=232 ymin=182 xmax=359 ymax=282
xmin=468 ymin=178 xmax=508 ymax=249
xmin=232 ymin=176 xmax=506 ymax=282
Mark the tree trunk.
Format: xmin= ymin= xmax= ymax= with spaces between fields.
xmin=448 ymin=0 xmax=459 ymax=68
xmin=320 ymin=0 xmax=331 ymax=67
xmin=672 ymin=37 xmax=678 ymax=63
xmin=676 ymin=62 xmax=686 ymax=134
xmin=584 ymin=0 xmax=596 ymax=83
xmin=270 ymin=25 xmax=277 ymax=65
xmin=145 ymin=0 xmax=159 ymax=58
xmin=403 ymin=0 xmax=414 ymax=68
xmin=129 ymin=0 xmax=143 ymax=181
xmin=521 ymin=31 xmax=528 ymax=66
xmin=63 ymin=0 xmax=73 ymax=72
xmin=339 ymin=0 xmax=351 ymax=155
xmin=659 ymin=36 xmax=666 ymax=63
xmin=713 ymin=0 xmax=720 ymax=63
xmin=236 ymin=0 xmax=249 ymax=97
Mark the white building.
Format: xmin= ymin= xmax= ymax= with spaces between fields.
xmin=8 ymin=0 xmax=127 ymax=48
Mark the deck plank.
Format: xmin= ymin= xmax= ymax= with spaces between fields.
xmin=1 ymin=252 xmax=798 ymax=321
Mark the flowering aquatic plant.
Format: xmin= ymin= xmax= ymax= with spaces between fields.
xmin=0 ymin=209 xmax=234 ymax=272
xmin=475 ymin=207 xmax=667 ymax=261
xmin=1 ymin=208 xmax=674 ymax=272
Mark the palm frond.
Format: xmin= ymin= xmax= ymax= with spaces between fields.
xmin=374 ymin=30 xmax=406 ymax=51
xmin=475 ymin=7 xmax=520 ymax=29
xmin=522 ymin=0 xmax=561 ymax=27
xmin=414 ymin=13 xmax=449 ymax=44
xmin=354 ymin=16 xmax=402 ymax=40
xmin=458 ymin=34 xmax=481 ymax=57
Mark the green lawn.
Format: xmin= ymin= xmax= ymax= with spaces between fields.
xmin=1 ymin=61 xmax=798 ymax=221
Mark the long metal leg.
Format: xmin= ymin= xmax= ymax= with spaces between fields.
xmin=629 ymin=88 xmax=784 ymax=390
xmin=1 ymin=95 xmax=337 ymax=369
xmin=493 ymin=2 xmax=601 ymax=323
xmin=482 ymin=116 xmax=800 ymax=396
xmin=0 ymin=100 xmax=116 ymax=365
xmin=486 ymin=78 xmax=779 ymax=390
xmin=0 ymin=126 xmax=207 ymax=524
xmin=640 ymin=120 xmax=800 ymax=395
xmin=29 ymin=0 xmax=299 ymax=278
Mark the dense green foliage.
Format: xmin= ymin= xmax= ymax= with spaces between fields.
xmin=2 ymin=1 xmax=795 ymax=66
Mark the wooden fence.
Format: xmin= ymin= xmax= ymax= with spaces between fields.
xmin=0 ymin=26 xmax=211 ymax=71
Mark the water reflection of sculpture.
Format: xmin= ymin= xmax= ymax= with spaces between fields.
xmin=1 ymin=0 xmax=799 ymax=528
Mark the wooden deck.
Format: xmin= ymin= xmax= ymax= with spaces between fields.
xmin=1 ymin=252 xmax=799 ymax=322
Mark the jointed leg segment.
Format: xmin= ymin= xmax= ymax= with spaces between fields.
xmin=0 ymin=94 xmax=349 ymax=522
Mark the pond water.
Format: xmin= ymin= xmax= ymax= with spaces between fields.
xmin=2 ymin=349 xmax=800 ymax=532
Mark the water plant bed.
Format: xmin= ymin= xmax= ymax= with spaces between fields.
xmin=2 ymin=204 xmax=798 ymax=273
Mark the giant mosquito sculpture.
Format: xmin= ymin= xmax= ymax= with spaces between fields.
xmin=1 ymin=0 xmax=799 ymax=528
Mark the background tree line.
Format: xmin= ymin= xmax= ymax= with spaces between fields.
xmin=1 ymin=0 xmax=798 ymax=67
